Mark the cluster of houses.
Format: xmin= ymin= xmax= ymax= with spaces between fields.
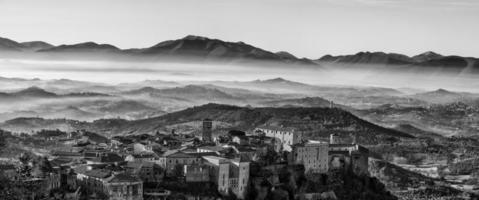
xmin=0 ymin=119 xmax=369 ymax=200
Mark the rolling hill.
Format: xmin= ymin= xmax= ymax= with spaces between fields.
xmin=356 ymin=102 xmax=479 ymax=137
xmin=409 ymin=89 xmax=479 ymax=104
xmin=0 ymin=103 xmax=414 ymax=144
xmin=259 ymin=97 xmax=333 ymax=108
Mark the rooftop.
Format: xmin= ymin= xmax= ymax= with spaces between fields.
xmin=256 ymin=125 xmax=296 ymax=132
xmin=84 ymin=169 xmax=112 ymax=179
xmin=106 ymin=173 xmax=142 ymax=183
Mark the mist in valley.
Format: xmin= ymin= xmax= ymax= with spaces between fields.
xmin=1 ymin=58 xmax=478 ymax=92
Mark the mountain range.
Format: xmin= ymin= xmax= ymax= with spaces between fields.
xmin=2 ymin=35 xmax=478 ymax=70
xmin=0 ymin=86 xmax=109 ymax=100
xmin=0 ymin=35 xmax=315 ymax=66
xmin=318 ymin=51 xmax=479 ymax=72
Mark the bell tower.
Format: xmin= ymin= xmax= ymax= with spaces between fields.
xmin=202 ymin=118 xmax=213 ymax=142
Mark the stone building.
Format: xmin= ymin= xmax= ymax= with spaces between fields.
xmin=75 ymin=167 xmax=143 ymax=200
xmin=158 ymin=151 xmax=202 ymax=173
xmin=203 ymin=156 xmax=250 ymax=199
xmin=328 ymin=134 xmax=369 ymax=175
xmin=184 ymin=164 xmax=210 ymax=182
xmin=291 ymin=140 xmax=329 ymax=173
xmin=125 ymin=161 xmax=164 ymax=183
xmin=254 ymin=125 xmax=304 ymax=152
xmin=104 ymin=173 xmax=143 ymax=200
xmin=125 ymin=152 xmax=160 ymax=164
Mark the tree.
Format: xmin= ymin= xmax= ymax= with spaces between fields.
xmin=19 ymin=152 xmax=33 ymax=165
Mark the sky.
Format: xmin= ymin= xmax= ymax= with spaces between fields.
xmin=0 ymin=0 xmax=478 ymax=59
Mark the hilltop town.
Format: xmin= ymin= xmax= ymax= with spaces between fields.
xmin=0 ymin=112 xmax=397 ymax=200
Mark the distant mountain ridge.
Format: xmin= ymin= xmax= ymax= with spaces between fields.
xmin=409 ymin=88 xmax=479 ymax=104
xmin=318 ymin=51 xmax=479 ymax=71
xmin=2 ymin=35 xmax=478 ymax=70
xmin=0 ymin=86 xmax=110 ymax=100
xmin=0 ymin=37 xmax=54 ymax=52
xmin=0 ymin=35 xmax=315 ymax=66
xmin=40 ymin=42 xmax=120 ymax=53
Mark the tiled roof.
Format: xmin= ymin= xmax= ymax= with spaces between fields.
xmin=52 ymin=151 xmax=82 ymax=157
xmin=88 ymin=152 xmax=124 ymax=163
xmin=84 ymin=169 xmax=112 ymax=179
xmin=197 ymin=145 xmax=227 ymax=152
xmin=202 ymin=156 xmax=228 ymax=166
xmin=126 ymin=161 xmax=157 ymax=170
xmin=256 ymin=125 xmax=295 ymax=132
xmin=50 ymin=157 xmax=74 ymax=166
xmin=131 ymin=152 xmax=158 ymax=158
xmin=185 ymin=152 xmax=219 ymax=157
xmin=165 ymin=152 xmax=198 ymax=158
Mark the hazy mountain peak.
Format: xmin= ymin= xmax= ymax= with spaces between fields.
xmin=41 ymin=41 xmax=120 ymax=52
xmin=433 ymin=88 xmax=453 ymax=94
xmin=140 ymin=35 xmax=318 ymax=66
xmin=275 ymin=51 xmax=298 ymax=60
xmin=412 ymin=51 xmax=443 ymax=62
xmin=131 ymin=86 xmax=161 ymax=93
xmin=183 ymin=35 xmax=209 ymax=41
xmin=0 ymin=36 xmax=24 ymax=51
xmin=253 ymin=77 xmax=307 ymax=86
xmin=20 ymin=41 xmax=54 ymax=51
xmin=319 ymin=51 xmax=414 ymax=65
xmin=264 ymin=77 xmax=288 ymax=82
xmin=13 ymin=86 xmax=57 ymax=97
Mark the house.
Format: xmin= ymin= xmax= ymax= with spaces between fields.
xmin=125 ymin=152 xmax=160 ymax=164
xmin=255 ymin=125 xmax=304 ymax=152
xmin=75 ymin=166 xmax=143 ymax=200
xmin=159 ymin=136 xmax=182 ymax=148
xmin=158 ymin=151 xmax=202 ymax=173
xmin=247 ymin=135 xmax=282 ymax=152
xmin=125 ymin=161 xmax=163 ymax=183
xmin=84 ymin=151 xmax=124 ymax=165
